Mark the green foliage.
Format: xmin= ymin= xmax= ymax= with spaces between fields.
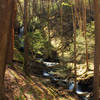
xmin=62 ymin=2 xmax=72 ymax=7
xmin=14 ymin=87 xmax=25 ymax=100
xmin=15 ymin=0 xmax=95 ymax=66
xmin=86 ymin=21 xmax=95 ymax=37
xmin=29 ymin=29 xmax=48 ymax=56
xmin=14 ymin=95 xmax=25 ymax=100
xmin=14 ymin=48 xmax=24 ymax=62
xmin=68 ymin=21 xmax=95 ymax=64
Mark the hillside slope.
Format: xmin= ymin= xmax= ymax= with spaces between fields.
xmin=4 ymin=64 xmax=79 ymax=100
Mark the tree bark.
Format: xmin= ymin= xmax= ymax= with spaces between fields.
xmin=0 ymin=0 xmax=13 ymax=99
xmin=94 ymin=0 xmax=100 ymax=99
xmin=72 ymin=0 xmax=77 ymax=92
xmin=24 ymin=0 xmax=29 ymax=74
xmin=7 ymin=0 xmax=16 ymax=64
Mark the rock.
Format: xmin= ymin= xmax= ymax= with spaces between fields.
xmin=78 ymin=77 xmax=93 ymax=92
xmin=29 ymin=61 xmax=48 ymax=75
xmin=56 ymin=79 xmax=68 ymax=87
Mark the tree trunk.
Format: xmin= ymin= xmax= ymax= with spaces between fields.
xmin=7 ymin=0 xmax=16 ymax=64
xmin=0 ymin=0 xmax=13 ymax=99
xmin=94 ymin=0 xmax=100 ymax=99
xmin=72 ymin=0 xmax=77 ymax=92
xmin=24 ymin=0 xmax=29 ymax=74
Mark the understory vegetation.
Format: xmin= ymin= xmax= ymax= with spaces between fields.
xmin=0 ymin=0 xmax=100 ymax=100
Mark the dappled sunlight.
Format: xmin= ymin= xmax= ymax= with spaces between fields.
xmin=5 ymin=65 xmax=78 ymax=100
xmin=0 ymin=0 xmax=98 ymax=100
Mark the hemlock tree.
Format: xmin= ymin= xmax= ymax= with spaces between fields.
xmin=94 ymin=0 xmax=100 ymax=99
xmin=0 ymin=0 xmax=14 ymax=99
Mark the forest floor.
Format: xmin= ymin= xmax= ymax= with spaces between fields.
xmin=4 ymin=63 xmax=79 ymax=100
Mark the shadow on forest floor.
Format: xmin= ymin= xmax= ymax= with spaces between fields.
xmin=4 ymin=64 xmax=79 ymax=100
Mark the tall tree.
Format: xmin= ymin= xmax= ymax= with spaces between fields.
xmin=72 ymin=7 xmax=77 ymax=92
xmin=7 ymin=0 xmax=17 ymax=64
xmin=47 ymin=0 xmax=51 ymax=59
xmin=24 ymin=0 xmax=29 ymax=74
xmin=82 ymin=0 xmax=89 ymax=71
xmin=0 ymin=0 xmax=14 ymax=99
xmin=94 ymin=0 xmax=100 ymax=99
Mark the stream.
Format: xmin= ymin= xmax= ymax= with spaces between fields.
xmin=41 ymin=61 xmax=92 ymax=100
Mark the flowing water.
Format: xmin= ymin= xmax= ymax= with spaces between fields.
xmin=42 ymin=61 xmax=91 ymax=100
xmin=43 ymin=61 xmax=59 ymax=67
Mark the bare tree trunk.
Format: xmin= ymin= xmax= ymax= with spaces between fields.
xmin=7 ymin=0 xmax=16 ymax=64
xmin=24 ymin=0 xmax=29 ymax=74
xmin=60 ymin=0 xmax=64 ymax=66
xmin=72 ymin=0 xmax=77 ymax=92
xmin=47 ymin=0 xmax=51 ymax=59
xmin=93 ymin=0 xmax=100 ymax=99
xmin=0 ymin=0 xmax=13 ymax=99
xmin=82 ymin=0 xmax=89 ymax=71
